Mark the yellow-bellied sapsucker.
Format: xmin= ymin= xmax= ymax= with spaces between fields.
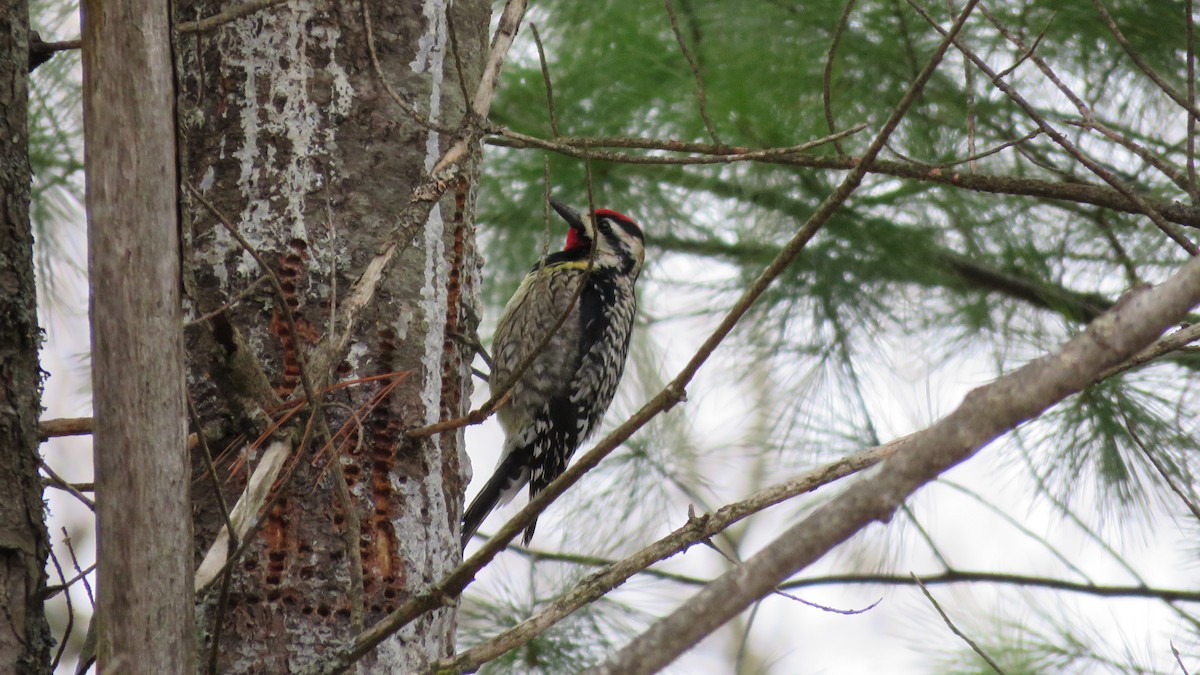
xmin=461 ymin=198 xmax=645 ymax=547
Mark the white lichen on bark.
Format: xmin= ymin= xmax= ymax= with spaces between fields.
xmin=221 ymin=0 xmax=352 ymax=281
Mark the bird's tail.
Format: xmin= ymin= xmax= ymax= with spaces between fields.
xmin=461 ymin=450 xmax=530 ymax=550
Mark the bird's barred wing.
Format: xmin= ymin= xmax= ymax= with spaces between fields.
xmin=490 ymin=263 xmax=588 ymax=432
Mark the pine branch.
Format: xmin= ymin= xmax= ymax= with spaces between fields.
xmin=488 ymin=134 xmax=1200 ymax=229
xmin=591 ymin=206 xmax=1200 ymax=675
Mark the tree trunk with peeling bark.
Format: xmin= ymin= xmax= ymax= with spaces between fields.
xmin=0 ymin=3 xmax=53 ymax=672
xmin=83 ymin=0 xmax=194 ymax=669
xmin=176 ymin=1 xmax=488 ymax=670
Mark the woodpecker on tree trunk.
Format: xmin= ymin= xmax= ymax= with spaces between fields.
xmin=462 ymin=197 xmax=645 ymax=548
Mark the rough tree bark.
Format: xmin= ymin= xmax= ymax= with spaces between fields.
xmin=0 ymin=3 xmax=53 ymax=672
xmin=176 ymin=1 xmax=488 ymax=670
xmin=82 ymin=0 xmax=195 ymax=670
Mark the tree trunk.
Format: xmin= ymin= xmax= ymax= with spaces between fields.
xmin=176 ymin=1 xmax=488 ymax=670
xmin=0 ymin=3 xmax=53 ymax=673
xmin=81 ymin=0 xmax=194 ymax=671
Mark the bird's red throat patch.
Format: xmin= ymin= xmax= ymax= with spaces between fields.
xmin=564 ymin=227 xmax=586 ymax=251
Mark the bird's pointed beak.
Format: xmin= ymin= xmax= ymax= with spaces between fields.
xmin=549 ymin=198 xmax=585 ymax=231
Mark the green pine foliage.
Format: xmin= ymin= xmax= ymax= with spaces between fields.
xmin=470 ymin=0 xmax=1200 ymax=671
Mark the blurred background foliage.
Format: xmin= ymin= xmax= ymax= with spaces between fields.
xmin=25 ymin=0 xmax=1200 ymax=671
xmin=465 ymin=0 xmax=1200 ymax=672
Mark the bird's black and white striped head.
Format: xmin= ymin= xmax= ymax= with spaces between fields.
xmin=551 ymin=198 xmax=645 ymax=278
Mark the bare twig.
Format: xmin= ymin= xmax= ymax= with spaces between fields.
xmin=1189 ymin=0 xmax=1198 ymax=203
xmin=486 ymin=544 xmax=1200 ymax=604
xmin=664 ymin=0 xmax=722 ymax=146
xmin=361 ymin=0 xmax=451 ymax=133
xmin=47 ymin=545 xmax=72 ymax=672
xmin=189 ymin=398 xmax=237 ymax=550
xmin=1119 ymin=408 xmax=1200 ymax=523
xmin=177 ymin=0 xmax=289 ymax=33
xmin=444 ymin=3 xmax=473 ymax=114
xmin=823 ymin=0 xmax=860 ymax=156
xmin=41 ymin=562 xmax=98 ymax=600
xmin=777 ymin=571 xmax=1200 ymax=602
xmin=432 ymin=0 xmax=527 ymax=173
xmin=488 ymin=131 xmax=1200 ymax=229
xmin=39 ymin=461 xmax=95 ymax=511
xmin=28 ymin=36 xmax=80 ymax=70
xmin=912 ymin=573 xmax=1007 ymax=674
xmin=208 ymin=558 xmax=234 ymax=675
xmin=994 ymin=15 xmax=1054 ymax=81
xmin=985 ymin=3 xmax=1192 ymax=200
xmin=186 ymin=276 xmax=271 ymax=326
xmin=1066 ymin=117 xmax=1194 ymax=195
xmin=496 ymin=125 xmax=867 ymax=166
xmin=60 ymin=529 xmax=94 ymax=607
xmin=194 ymin=434 xmax=304 ymax=595
xmin=1172 ymin=642 xmax=1191 ymax=675
xmin=1090 ymin=0 xmax=1200 ymax=120
xmin=1093 ymin=321 xmax=1200 ymax=381
xmin=981 ymin=7 xmax=1087 ymax=116
xmin=430 ymin=443 xmax=897 ymax=674
xmin=529 ymin=24 xmax=559 ymax=137
xmin=936 ymin=128 xmax=1040 ymax=169
xmin=945 ymin=0 xmax=977 ymax=170
xmin=322 ymin=401 xmax=367 ymax=631
xmin=38 ymin=416 xmax=93 ymax=439
xmin=186 ymin=392 xmax=240 ymax=674
xmin=911 ymin=0 xmax=1200 ymax=256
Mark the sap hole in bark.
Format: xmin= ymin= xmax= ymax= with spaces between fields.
xmin=266 ymin=589 xmax=281 ymax=602
xmin=211 ymin=313 xmax=236 ymax=352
